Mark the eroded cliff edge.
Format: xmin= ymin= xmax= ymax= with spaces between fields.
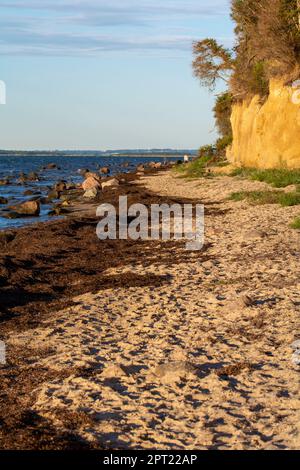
xmin=227 ymin=79 xmax=300 ymax=169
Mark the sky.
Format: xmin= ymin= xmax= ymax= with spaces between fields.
xmin=0 ymin=0 xmax=234 ymax=150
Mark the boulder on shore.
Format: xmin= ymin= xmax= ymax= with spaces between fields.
xmin=83 ymin=187 xmax=100 ymax=199
xmin=82 ymin=175 xmax=101 ymax=191
xmin=84 ymin=172 xmax=101 ymax=181
xmin=149 ymin=162 xmax=162 ymax=169
xmin=8 ymin=200 xmax=40 ymax=217
xmin=101 ymin=178 xmax=119 ymax=190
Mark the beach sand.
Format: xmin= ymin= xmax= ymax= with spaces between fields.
xmin=1 ymin=171 xmax=299 ymax=449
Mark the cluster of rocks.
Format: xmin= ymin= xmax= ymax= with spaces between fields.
xmin=0 ymin=165 xmax=117 ymax=219
xmin=134 ymin=160 xmax=177 ymax=176
xmin=0 ymin=160 xmax=175 ymax=221
xmin=1 ymin=171 xmax=41 ymax=187
xmin=0 ymin=164 xmax=74 ymax=219
xmin=82 ymin=171 xmax=119 ymax=199
xmin=17 ymin=172 xmax=41 ymax=184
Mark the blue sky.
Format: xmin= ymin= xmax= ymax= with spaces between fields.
xmin=0 ymin=0 xmax=233 ymax=150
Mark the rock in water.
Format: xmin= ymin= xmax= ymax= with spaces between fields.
xmin=100 ymin=167 xmax=110 ymax=175
xmin=23 ymin=189 xmax=34 ymax=196
xmin=45 ymin=163 xmax=59 ymax=170
xmin=0 ymin=197 xmax=8 ymax=204
xmin=47 ymin=190 xmax=60 ymax=201
xmin=3 ymin=212 xmax=21 ymax=219
xmin=9 ymin=200 xmax=40 ymax=217
xmin=54 ymin=181 xmax=67 ymax=192
xmin=28 ymin=172 xmax=40 ymax=181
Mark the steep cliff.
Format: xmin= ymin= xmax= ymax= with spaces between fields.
xmin=227 ymin=80 xmax=300 ymax=169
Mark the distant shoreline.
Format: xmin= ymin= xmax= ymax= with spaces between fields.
xmin=0 ymin=150 xmax=197 ymax=158
xmin=0 ymin=154 xmax=189 ymax=158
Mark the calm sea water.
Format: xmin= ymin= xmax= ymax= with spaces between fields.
xmin=0 ymin=154 xmax=180 ymax=230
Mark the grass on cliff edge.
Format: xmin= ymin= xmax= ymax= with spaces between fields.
xmin=290 ymin=217 xmax=300 ymax=229
xmin=230 ymin=168 xmax=300 ymax=188
xmin=229 ymin=190 xmax=300 ymax=207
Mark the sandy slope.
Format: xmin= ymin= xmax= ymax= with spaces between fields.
xmin=8 ymin=172 xmax=300 ymax=450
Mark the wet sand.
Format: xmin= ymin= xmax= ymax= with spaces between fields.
xmin=0 ymin=170 xmax=299 ymax=449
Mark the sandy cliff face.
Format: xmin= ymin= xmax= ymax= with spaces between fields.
xmin=227 ymin=79 xmax=300 ymax=168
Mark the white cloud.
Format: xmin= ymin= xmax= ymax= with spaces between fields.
xmin=0 ymin=0 xmax=232 ymax=55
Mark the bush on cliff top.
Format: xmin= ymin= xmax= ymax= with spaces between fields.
xmin=192 ymin=1 xmax=300 ymax=165
xmin=193 ymin=1 xmax=300 ymax=100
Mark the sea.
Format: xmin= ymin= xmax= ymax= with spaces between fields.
xmin=0 ymin=154 xmax=183 ymax=230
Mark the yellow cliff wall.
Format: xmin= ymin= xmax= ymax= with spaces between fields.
xmin=227 ymin=79 xmax=300 ymax=169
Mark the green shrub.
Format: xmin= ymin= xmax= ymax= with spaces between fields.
xmin=198 ymin=145 xmax=216 ymax=159
xmin=229 ymin=190 xmax=300 ymax=206
xmin=216 ymin=135 xmax=233 ymax=153
xmin=213 ymin=92 xmax=233 ymax=138
xmin=184 ymin=156 xmax=214 ymax=178
xmin=174 ymin=155 xmax=215 ymax=178
xmin=250 ymin=61 xmax=269 ymax=97
xmin=290 ymin=217 xmax=300 ymax=229
xmin=230 ymin=168 xmax=300 ymax=188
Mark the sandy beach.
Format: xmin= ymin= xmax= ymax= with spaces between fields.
xmin=0 ymin=170 xmax=299 ymax=450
